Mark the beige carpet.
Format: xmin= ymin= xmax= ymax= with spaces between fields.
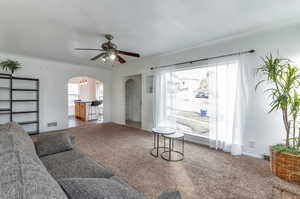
xmin=65 ymin=123 xmax=273 ymax=199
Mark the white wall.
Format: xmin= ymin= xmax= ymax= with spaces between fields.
xmin=0 ymin=52 xmax=112 ymax=132
xmin=77 ymin=77 xmax=97 ymax=101
xmin=112 ymin=23 xmax=300 ymax=158
xmin=68 ymin=76 xmax=99 ymax=101
xmin=87 ymin=78 xmax=96 ymax=100
xmin=125 ymin=75 xmax=142 ymax=122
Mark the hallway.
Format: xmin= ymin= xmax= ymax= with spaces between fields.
xmin=125 ymin=120 xmax=141 ymax=129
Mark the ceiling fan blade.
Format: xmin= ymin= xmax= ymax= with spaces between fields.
xmin=75 ymin=48 xmax=104 ymax=51
xmin=117 ymin=55 xmax=126 ymax=64
xmin=117 ymin=50 xmax=140 ymax=57
xmin=91 ymin=53 xmax=106 ymax=61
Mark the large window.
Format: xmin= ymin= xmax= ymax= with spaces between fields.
xmin=155 ymin=58 xmax=243 ymax=154
xmin=68 ymin=83 xmax=79 ymax=115
xmin=171 ymin=67 xmax=212 ymax=137
xmin=96 ymin=81 xmax=103 ymax=101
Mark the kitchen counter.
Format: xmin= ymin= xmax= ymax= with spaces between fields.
xmin=74 ymin=101 xmax=92 ymax=121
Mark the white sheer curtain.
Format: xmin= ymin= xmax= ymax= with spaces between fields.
xmin=153 ymin=55 xmax=249 ymax=156
xmin=208 ymin=55 xmax=249 ymax=155
xmin=153 ymin=67 xmax=177 ymax=129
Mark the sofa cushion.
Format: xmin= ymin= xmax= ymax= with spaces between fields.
xmin=40 ymin=149 xmax=113 ymax=179
xmin=0 ymin=122 xmax=36 ymax=155
xmin=110 ymin=176 xmax=182 ymax=199
xmin=58 ymin=178 xmax=147 ymax=199
xmin=35 ymin=132 xmax=74 ymax=157
xmin=0 ymin=134 xmax=13 ymax=154
xmin=0 ymin=151 xmax=68 ymax=199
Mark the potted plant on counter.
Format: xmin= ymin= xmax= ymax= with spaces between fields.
xmin=0 ymin=59 xmax=22 ymax=74
xmin=256 ymin=54 xmax=300 ymax=184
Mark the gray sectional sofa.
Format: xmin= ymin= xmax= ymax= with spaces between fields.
xmin=0 ymin=122 xmax=181 ymax=199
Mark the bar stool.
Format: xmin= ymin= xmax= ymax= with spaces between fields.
xmin=161 ymin=132 xmax=184 ymax=161
xmin=88 ymin=100 xmax=102 ymax=120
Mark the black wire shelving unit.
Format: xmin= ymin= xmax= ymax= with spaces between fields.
xmin=0 ymin=73 xmax=39 ymax=135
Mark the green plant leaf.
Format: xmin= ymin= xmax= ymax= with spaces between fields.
xmin=256 ymin=53 xmax=300 ymax=148
xmin=0 ymin=59 xmax=22 ymax=74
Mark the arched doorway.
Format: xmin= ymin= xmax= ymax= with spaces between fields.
xmin=68 ymin=76 xmax=104 ymax=128
xmin=125 ymin=74 xmax=142 ymax=128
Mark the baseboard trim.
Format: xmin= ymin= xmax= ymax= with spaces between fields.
xmin=242 ymin=152 xmax=262 ymax=159
xmin=113 ymin=123 xmax=265 ymax=159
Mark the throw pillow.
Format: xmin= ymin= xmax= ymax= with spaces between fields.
xmin=35 ymin=132 xmax=73 ymax=157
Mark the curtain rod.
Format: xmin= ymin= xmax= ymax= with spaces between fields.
xmin=150 ymin=49 xmax=255 ymax=70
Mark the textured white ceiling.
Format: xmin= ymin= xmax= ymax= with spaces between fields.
xmin=0 ymin=0 xmax=300 ymax=68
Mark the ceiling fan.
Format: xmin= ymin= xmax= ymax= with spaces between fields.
xmin=75 ymin=34 xmax=140 ymax=64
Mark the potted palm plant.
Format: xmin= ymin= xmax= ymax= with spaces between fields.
xmin=0 ymin=59 xmax=22 ymax=74
xmin=256 ymin=54 xmax=300 ymax=184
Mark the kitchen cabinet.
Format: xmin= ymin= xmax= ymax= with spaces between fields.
xmin=75 ymin=101 xmax=88 ymax=121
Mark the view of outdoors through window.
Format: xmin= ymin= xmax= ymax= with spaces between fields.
xmin=96 ymin=81 xmax=104 ymax=101
xmin=173 ymin=67 xmax=212 ymax=138
xmin=68 ymin=83 xmax=79 ymax=107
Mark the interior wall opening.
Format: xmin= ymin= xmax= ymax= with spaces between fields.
xmin=125 ymin=74 xmax=142 ymax=128
xmin=68 ymin=76 xmax=104 ymax=128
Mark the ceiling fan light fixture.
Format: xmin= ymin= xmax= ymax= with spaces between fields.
xmin=79 ymin=79 xmax=88 ymax=86
xmin=75 ymin=34 xmax=140 ymax=64
xmin=107 ymin=50 xmax=116 ymax=61
xmin=99 ymin=53 xmax=108 ymax=62
xmin=101 ymin=57 xmax=106 ymax=62
xmin=109 ymin=53 xmax=116 ymax=61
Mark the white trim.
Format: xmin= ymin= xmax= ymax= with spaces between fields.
xmin=184 ymin=134 xmax=209 ymax=146
xmin=242 ymin=152 xmax=262 ymax=159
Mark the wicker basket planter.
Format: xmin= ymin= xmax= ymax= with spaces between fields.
xmin=270 ymin=147 xmax=300 ymax=184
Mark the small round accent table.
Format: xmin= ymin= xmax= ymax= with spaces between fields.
xmin=161 ymin=132 xmax=184 ymax=161
xmin=150 ymin=127 xmax=175 ymax=158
